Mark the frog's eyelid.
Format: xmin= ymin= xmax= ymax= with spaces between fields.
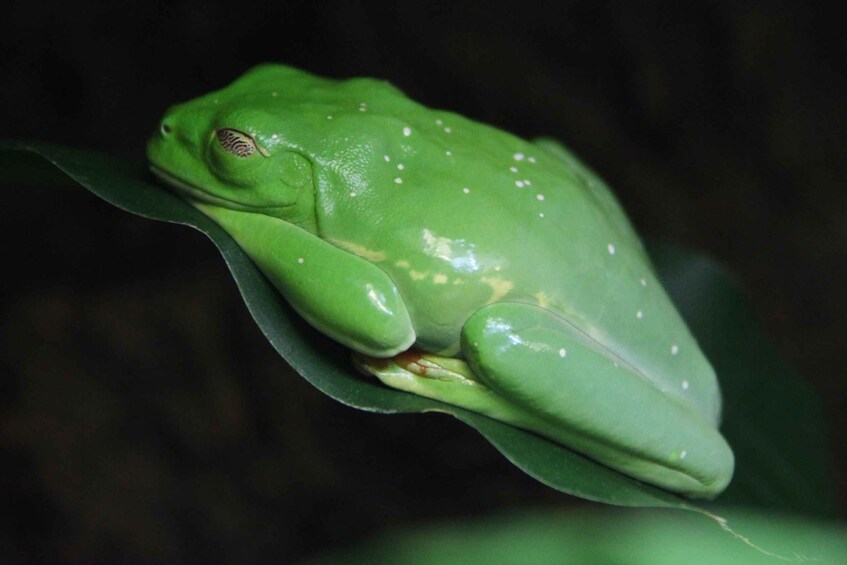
xmin=215 ymin=128 xmax=270 ymax=158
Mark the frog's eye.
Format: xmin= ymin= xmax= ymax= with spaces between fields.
xmin=216 ymin=128 xmax=268 ymax=158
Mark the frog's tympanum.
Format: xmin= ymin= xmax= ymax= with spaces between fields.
xmin=148 ymin=65 xmax=734 ymax=498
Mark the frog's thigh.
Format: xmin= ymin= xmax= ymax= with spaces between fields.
xmin=196 ymin=203 xmax=415 ymax=357
xmin=461 ymin=302 xmax=733 ymax=498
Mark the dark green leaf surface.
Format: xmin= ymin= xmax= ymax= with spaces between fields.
xmin=653 ymin=244 xmax=835 ymax=516
xmin=0 ymin=141 xmax=832 ymax=514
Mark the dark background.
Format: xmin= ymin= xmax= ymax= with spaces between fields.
xmin=2 ymin=1 xmax=845 ymax=563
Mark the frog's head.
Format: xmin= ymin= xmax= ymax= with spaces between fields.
xmin=147 ymin=67 xmax=319 ymax=231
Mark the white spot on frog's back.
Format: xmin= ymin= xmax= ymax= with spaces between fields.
xmin=433 ymin=274 xmax=448 ymax=284
xmin=402 ymin=126 xmax=412 ymax=137
xmin=682 ymin=380 xmax=689 ymax=390
xmin=297 ymin=257 xmax=304 ymax=264
xmin=559 ymin=348 xmax=567 ymax=358
xmin=608 ymin=243 xmax=616 ymax=255
xmin=671 ymin=344 xmax=679 ymax=356
xmin=513 ymin=152 xmax=525 ymax=161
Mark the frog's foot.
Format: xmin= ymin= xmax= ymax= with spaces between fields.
xmin=355 ymin=349 xmax=477 ymax=383
xmin=352 ymin=349 xmax=550 ymax=426
xmin=461 ymin=302 xmax=734 ymax=499
xmin=353 ymin=349 xmax=486 ymax=398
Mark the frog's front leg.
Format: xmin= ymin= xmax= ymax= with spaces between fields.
xmin=462 ymin=302 xmax=734 ymax=498
xmin=194 ymin=203 xmax=415 ymax=357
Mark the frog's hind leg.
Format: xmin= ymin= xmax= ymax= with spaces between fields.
xmin=461 ymin=302 xmax=734 ymax=498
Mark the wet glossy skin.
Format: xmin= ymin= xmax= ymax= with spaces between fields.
xmin=147 ymin=65 xmax=734 ymax=498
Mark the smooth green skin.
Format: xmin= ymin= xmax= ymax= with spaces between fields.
xmin=147 ymin=64 xmax=734 ymax=498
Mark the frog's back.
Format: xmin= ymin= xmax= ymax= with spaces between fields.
xmin=238 ymin=66 xmax=721 ymax=424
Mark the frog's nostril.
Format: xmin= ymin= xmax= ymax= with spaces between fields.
xmin=160 ymin=122 xmax=173 ymax=136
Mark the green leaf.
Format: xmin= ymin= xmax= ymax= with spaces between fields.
xmin=652 ymin=243 xmax=835 ymax=516
xmin=302 ymin=507 xmax=847 ymax=565
xmin=0 ymin=141 xmax=832 ymax=514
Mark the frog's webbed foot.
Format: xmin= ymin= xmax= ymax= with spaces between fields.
xmin=353 ymin=348 xmax=562 ymax=437
xmin=352 ymin=349 xmax=512 ymax=414
xmin=462 ymin=302 xmax=734 ymax=498
xmin=354 ymin=349 xmax=474 ymax=383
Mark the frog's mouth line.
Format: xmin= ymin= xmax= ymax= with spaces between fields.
xmin=149 ymin=165 xmax=257 ymax=212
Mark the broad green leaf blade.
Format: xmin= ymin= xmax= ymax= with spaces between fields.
xmin=1 ymin=141 xmax=831 ymax=514
xmin=652 ymin=243 xmax=836 ymax=516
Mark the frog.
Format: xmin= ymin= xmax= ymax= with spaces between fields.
xmin=147 ymin=64 xmax=734 ymax=498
